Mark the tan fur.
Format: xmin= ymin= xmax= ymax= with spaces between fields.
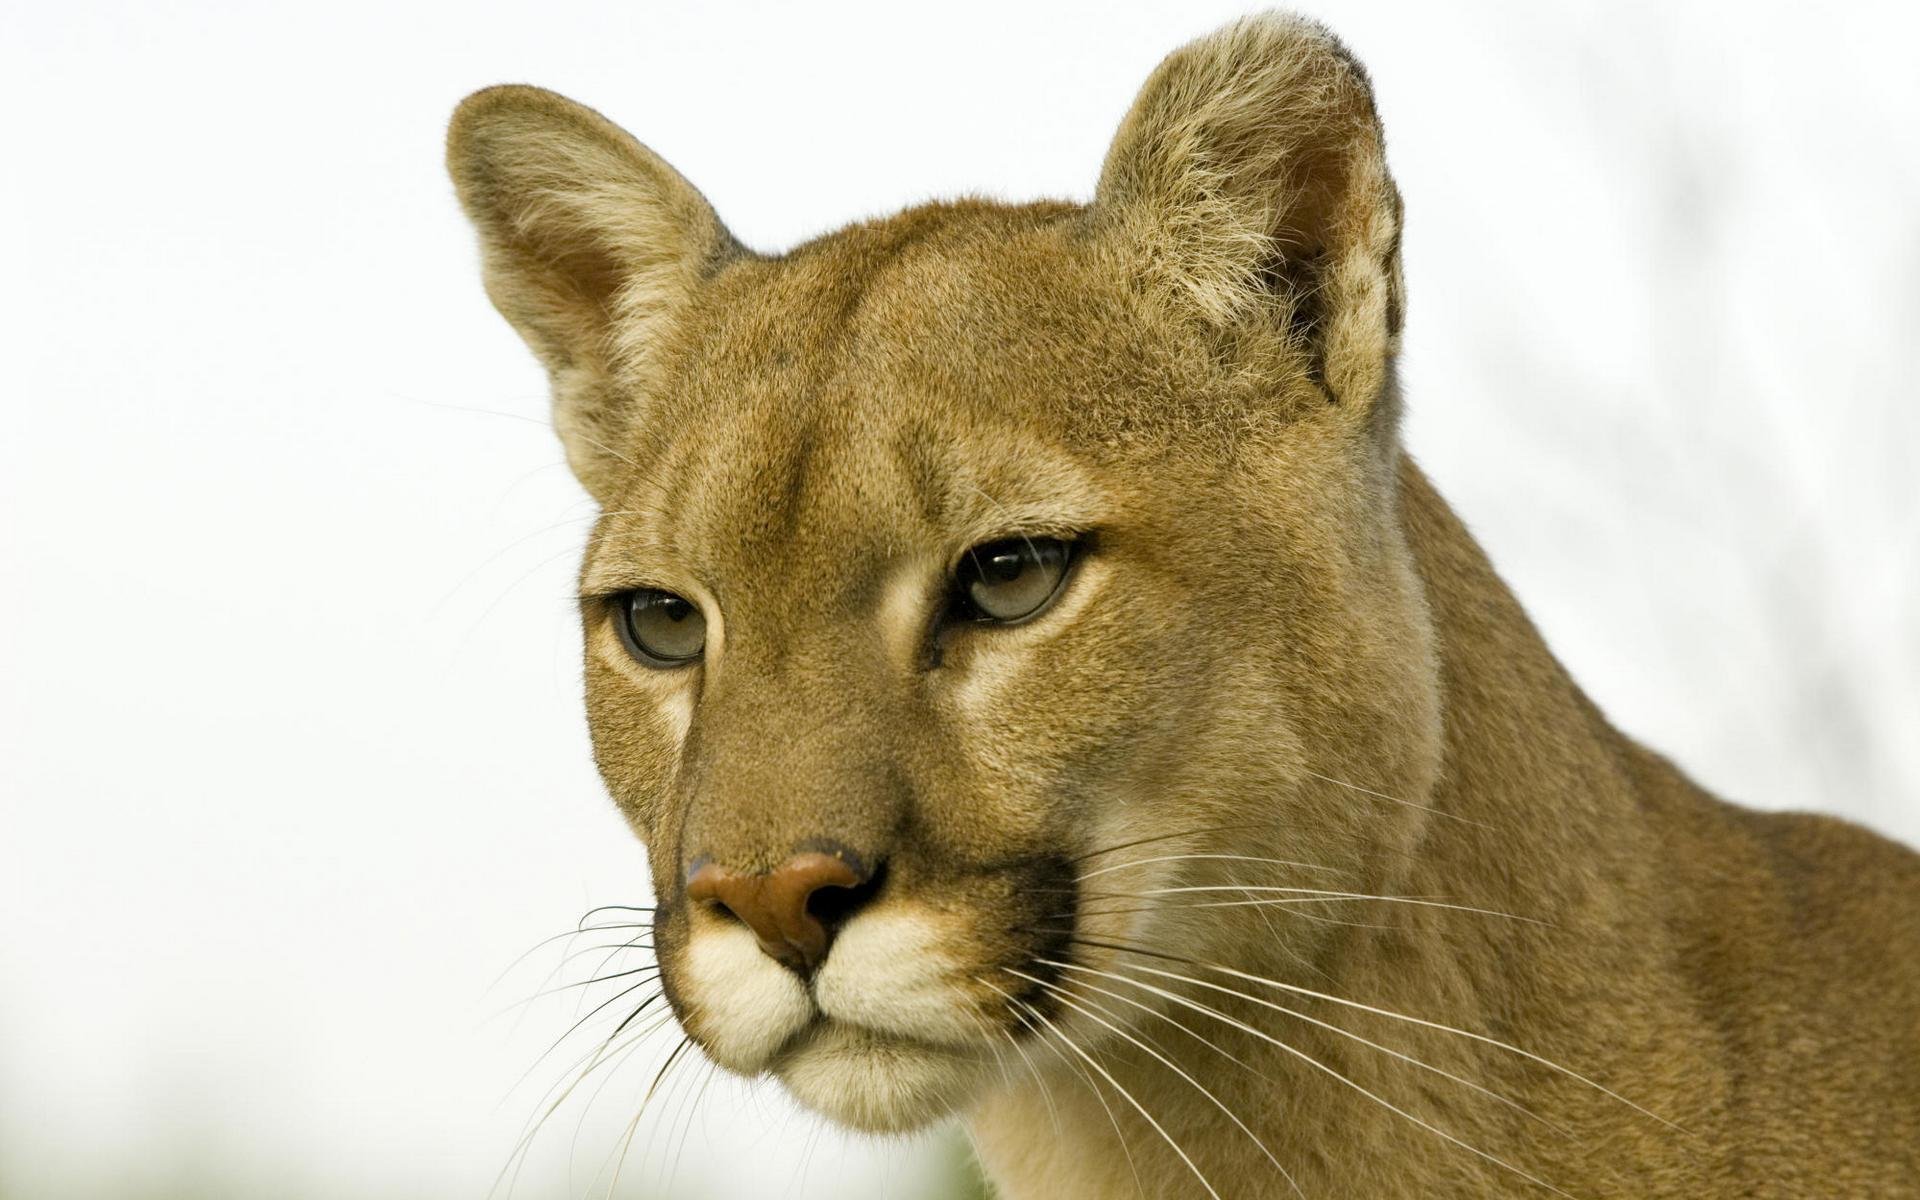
xmin=447 ymin=13 xmax=1920 ymax=1197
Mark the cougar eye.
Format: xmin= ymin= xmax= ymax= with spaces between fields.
xmin=952 ymin=537 xmax=1075 ymax=623
xmin=613 ymin=588 xmax=707 ymax=666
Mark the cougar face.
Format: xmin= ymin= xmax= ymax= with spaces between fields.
xmin=563 ymin=208 xmax=1434 ymax=1130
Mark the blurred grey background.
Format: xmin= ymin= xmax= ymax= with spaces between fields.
xmin=1 ymin=1 xmax=1914 ymax=1196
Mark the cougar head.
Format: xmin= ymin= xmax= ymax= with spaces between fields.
xmin=447 ymin=13 xmax=1440 ymax=1134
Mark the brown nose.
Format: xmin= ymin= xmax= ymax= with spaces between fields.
xmin=685 ymin=849 xmax=877 ymax=973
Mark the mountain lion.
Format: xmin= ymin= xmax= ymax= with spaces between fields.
xmin=446 ymin=12 xmax=1920 ymax=1197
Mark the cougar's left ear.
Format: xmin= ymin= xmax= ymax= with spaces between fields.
xmin=1095 ymin=14 xmax=1405 ymax=433
xmin=447 ymin=86 xmax=741 ymax=503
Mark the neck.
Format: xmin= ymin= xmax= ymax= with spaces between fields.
xmin=970 ymin=458 xmax=1717 ymax=1198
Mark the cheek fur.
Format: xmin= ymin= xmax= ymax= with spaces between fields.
xmin=812 ymin=907 xmax=982 ymax=1045
xmin=675 ymin=920 xmax=813 ymax=1073
xmin=582 ymin=634 xmax=697 ymax=837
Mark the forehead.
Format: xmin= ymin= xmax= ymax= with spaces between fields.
xmin=586 ymin=203 xmax=1170 ymax=590
xmin=689 ymin=200 xmax=1160 ymax=447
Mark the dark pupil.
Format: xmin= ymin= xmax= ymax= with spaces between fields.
xmin=985 ymin=551 xmax=1025 ymax=582
xmin=624 ymin=589 xmax=705 ymax=662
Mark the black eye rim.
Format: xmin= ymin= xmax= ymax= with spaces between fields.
xmin=946 ymin=533 xmax=1085 ymax=627
xmin=609 ymin=587 xmax=707 ymax=668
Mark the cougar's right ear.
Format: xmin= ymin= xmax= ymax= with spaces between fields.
xmin=446 ymin=86 xmax=741 ymax=503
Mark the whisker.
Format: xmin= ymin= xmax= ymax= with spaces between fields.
xmin=466 ymin=538 xmax=603 ymax=633
xmin=488 ymin=922 xmax=652 ymax=994
xmin=1043 ymin=958 xmax=1566 ymax=1137
xmin=429 ymin=509 xmax=602 ymax=617
xmin=982 ymin=979 xmax=1224 ymax=1200
xmin=404 ymin=396 xmax=643 ymax=470
xmin=576 ymin=904 xmax=657 ymax=927
xmin=1039 ymin=956 xmax=1572 ymax=1196
xmin=1053 ymin=932 xmax=1680 ymax=1131
xmin=514 ymin=931 xmax=655 ymax=1041
xmin=1300 ymin=768 xmax=1492 ymax=830
xmin=664 ymin=1057 xmax=721 ymax=1195
xmin=490 ymin=1011 xmax=672 ymax=1200
xmin=956 ymin=1006 xmax=1028 ymax=1108
xmin=564 ymin=1017 xmax=660 ymax=1189
xmin=601 ymin=990 xmax=668 ymax=1047
xmin=1076 ymin=851 xmax=1347 ymax=882
xmin=486 ymin=458 xmax=574 ymax=520
xmin=1034 ymin=960 xmax=1301 ymax=1078
xmin=495 ymin=965 xmax=660 ymax=1018
xmin=511 ymin=986 xmax=666 ymax=1098
xmin=1068 ymin=784 xmax=1468 ymax=870
xmin=971 ymin=986 xmax=1065 ymax=1140
xmin=634 ymin=1035 xmax=705 ymax=1195
xmin=555 ymin=937 xmax=655 ymax=970
xmin=1066 ymin=900 xmax=1399 ymax=932
xmin=1069 ymin=823 xmax=1316 ymax=865
xmin=461 ymin=510 xmax=689 ymax=644
xmin=1009 ymin=969 xmax=1305 ymax=1198
xmin=987 ymin=978 xmax=1144 ymax=1198
xmin=603 ymin=1035 xmax=696 ymax=1200
xmin=578 ymin=903 xmax=658 ymax=918
xmin=1074 ymin=885 xmax=1549 ymax=926
xmin=569 ymin=940 xmax=658 ymax=1016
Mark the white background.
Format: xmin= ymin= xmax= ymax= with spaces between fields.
xmin=2 ymin=2 xmax=1915 ymax=1197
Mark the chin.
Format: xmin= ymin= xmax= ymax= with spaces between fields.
xmin=772 ymin=1020 xmax=993 ymax=1133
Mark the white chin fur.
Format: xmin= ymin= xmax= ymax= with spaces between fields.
xmin=680 ymin=922 xmax=812 ymax=1073
xmin=811 ymin=907 xmax=979 ymax=1045
xmin=775 ymin=1021 xmax=987 ymax=1133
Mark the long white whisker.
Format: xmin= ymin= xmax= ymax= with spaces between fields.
xmin=1077 ymin=852 xmax=1346 ymax=882
xmin=1029 ymin=963 xmax=1263 ymax=1077
xmin=1009 ymin=969 xmax=1305 ymax=1198
xmin=1081 ymin=885 xmax=1548 ymax=926
xmin=1044 ymin=958 xmax=1566 ymax=1137
xmin=957 ymin=1005 xmax=1025 ymax=1100
xmin=1042 ymin=959 xmax=1572 ymax=1197
xmin=982 ymin=979 xmax=1223 ymax=1200
xmin=985 ymin=1004 xmax=1065 ymax=1140
xmin=1061 ymin=933 xmax=1677 ymax=1131
xmin=1073 ymin=898 xmax=1400 ymax=933
xmin=1301 ymin=768 xmax=1492 ymax=830
xmin=989 ymin=981 xmax=1144 ymax=1199
xmin=429 ymin=510 xmax=602 ymax=616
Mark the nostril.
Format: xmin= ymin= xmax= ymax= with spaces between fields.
xmin=804 ymin=859 xmax=887 ymax=932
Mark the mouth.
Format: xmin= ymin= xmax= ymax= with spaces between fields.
xmin=770 ymin=1015 xmax=997 ymax=1133
xmin=661 ymin=856 xmax=1085 ymax=1133
xmin=757 ymin=919 xmax=1087 ymax=1133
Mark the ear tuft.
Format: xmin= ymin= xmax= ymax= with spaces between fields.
xmin=446 ymin=85 xmax=738 ymax=501
xmin=1096 ymin=13 xmax=1404 ymax=419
